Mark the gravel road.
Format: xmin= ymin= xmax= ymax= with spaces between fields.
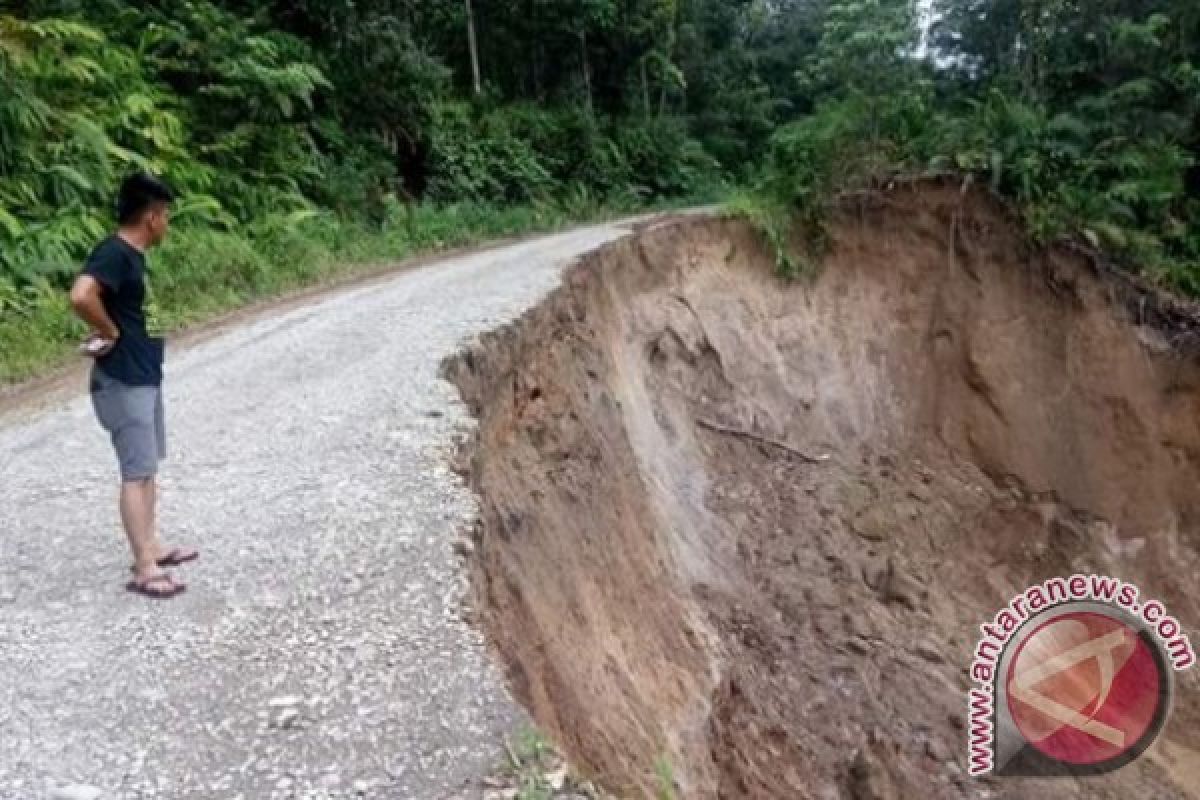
xmin=0 ymin=221 xmax=639 ymax=800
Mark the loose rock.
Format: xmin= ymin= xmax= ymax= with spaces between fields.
xmin=849 ymin=749 xmax=896 ymax=800
xmin=50 ymin=786 xmax=105 ymax=800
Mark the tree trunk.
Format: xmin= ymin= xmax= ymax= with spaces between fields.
xmin=1019 ymin=0 xmax=1043 ymax=101
xmin=528 ymin=0 xmax=542 ymax=100
xmin=640 ymin=58 xmax=651 ymax=116
xmin=465 ymin=0 xmax=482 ymax=96
xmin=580 ymin=29 xmax=593 ymax=116
xmin=533 ymin=42 xmax=543 ymax=100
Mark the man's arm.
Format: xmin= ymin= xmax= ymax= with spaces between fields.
xmin=70 ymin=275 xmax=120 ymax=349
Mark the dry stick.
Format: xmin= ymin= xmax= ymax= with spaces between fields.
xmin=696 ymin=418 xmax=830 ymax=464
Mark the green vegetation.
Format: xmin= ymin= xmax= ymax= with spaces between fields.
xmin=6 ymin=0 xmax=813 ymax=381
xmin=752 ymin=1 xmax=1200 ymax=289
xmin=0 ymin=198 xmax=640 ymax=381
xmin=3 ymin=1 xmax=1199 ymax=381
xmin=503 ymin=726 xmax=560 ymax=800
xmin=654 ymin=755 xmax=678 ymax=800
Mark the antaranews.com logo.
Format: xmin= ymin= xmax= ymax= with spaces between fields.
xmin=968 ymin=574 xmax=1195 ymax=777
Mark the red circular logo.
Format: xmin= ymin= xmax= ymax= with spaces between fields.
xmin=1005 ymin=611 xmax=1164 ymax=766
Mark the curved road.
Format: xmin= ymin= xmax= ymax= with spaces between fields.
xmin=0 ymin=220 xmax=640 ymax=800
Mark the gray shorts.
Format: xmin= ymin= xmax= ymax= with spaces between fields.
xmin=90 ymin=368 xmax=166 ymax=481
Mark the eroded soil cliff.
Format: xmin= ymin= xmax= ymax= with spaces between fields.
xmin=445 ymin=184 xmax=1200 ymax=798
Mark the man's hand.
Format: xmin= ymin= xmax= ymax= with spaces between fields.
xmin=70 ymin=274 xmax=120 ymax=357
xmin=80 ymin=332 xmax=118 ymax=358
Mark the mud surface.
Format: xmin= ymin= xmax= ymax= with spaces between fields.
xmin=446 ymin=185 xmax=1200 ymax=798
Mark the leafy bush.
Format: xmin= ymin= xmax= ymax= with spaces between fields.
xmin=0 ymin=0 xmax=783 ymax=384
xmin=614 ymin=116 xmax=721 ymax=199
xmin=749 ymin=0 xmax=1200 ymax=293
xmin=0 ymin=14 xmax=203 ymax=284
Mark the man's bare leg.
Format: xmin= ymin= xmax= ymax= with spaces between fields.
xmin=148 ymin=472 xmax=159 ymax=554
xmin=120 ymin=477 xmax=161 ymax=579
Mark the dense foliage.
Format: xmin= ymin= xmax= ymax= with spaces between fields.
xmin=3 ymin=0 xmax=804 ymax=379
xmin=2 ymin=0 xmax=809 ymax=296
xmin=756 ymin=0 xmax=1200 ymax=288
xmin=2 ymin=1 xmax=1199 ymax=379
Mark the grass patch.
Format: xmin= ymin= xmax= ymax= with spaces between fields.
xmin=723 ymin=188 xmax=832 ymax=280
xmin=504 ymin=726 xmax=561 ymax=800
xmin=654 ymin=755 xmax=678 ymax=800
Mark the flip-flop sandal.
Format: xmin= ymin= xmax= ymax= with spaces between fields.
xmin=157 ymin=548 xmax=199 ymax=568
xmin=128 ymin=548 xmax=200 ymax=573
xmin=126 ymin=573 xmax=186 ymax=599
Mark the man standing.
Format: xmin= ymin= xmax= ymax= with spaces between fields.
xmin=69 ymin=173 xmax=196 ymax=598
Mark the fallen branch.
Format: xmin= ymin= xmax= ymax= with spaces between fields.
xmin=696 ymin=418 xmax=831 ymax=464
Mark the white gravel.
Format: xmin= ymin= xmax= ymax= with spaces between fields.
xmin=0 ymin=221 xmax=637 ymax=800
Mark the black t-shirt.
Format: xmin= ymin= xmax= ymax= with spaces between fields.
xmin=81 ymin=236 xmax=164 ymax=387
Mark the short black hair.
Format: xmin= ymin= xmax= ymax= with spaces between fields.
xmin=117 ymin=173 xmax=174 ymax=225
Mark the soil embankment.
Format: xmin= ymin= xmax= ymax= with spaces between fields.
xmin=445 ymin=183 xmax=1200 ymax=798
